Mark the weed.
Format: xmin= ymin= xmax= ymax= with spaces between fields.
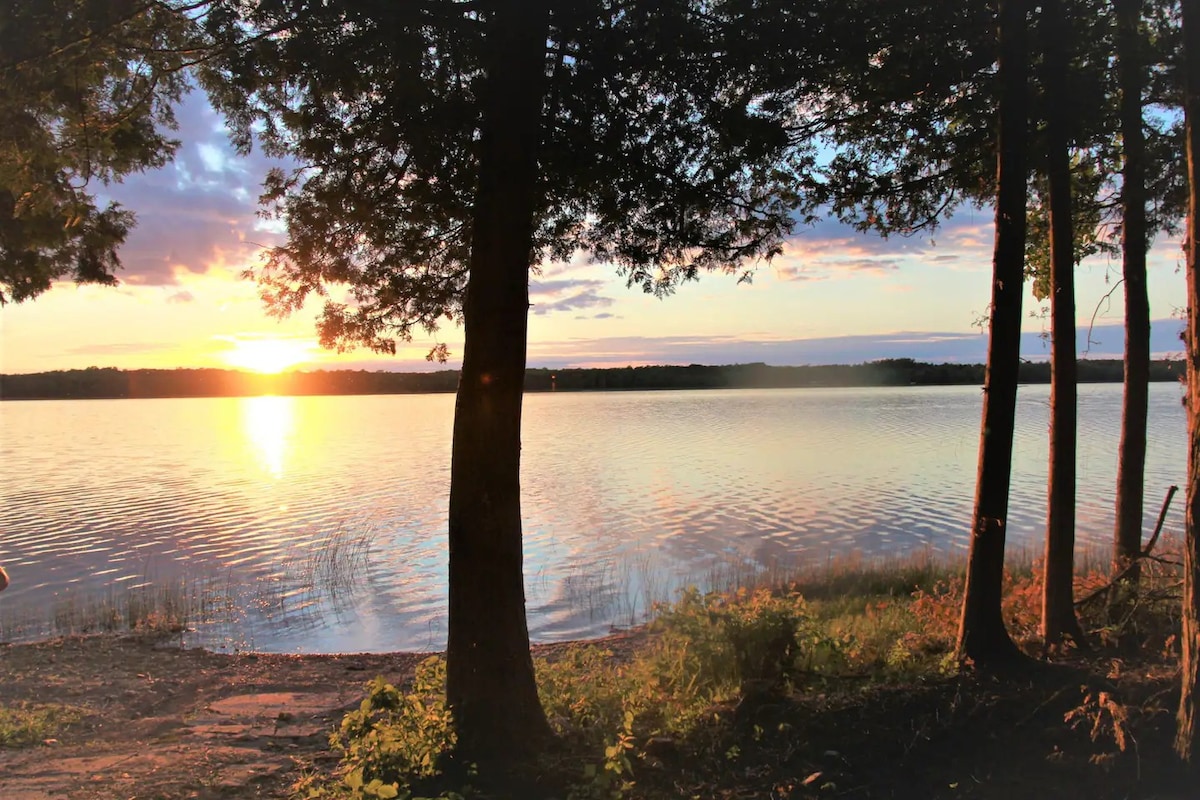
xmin=295 ymin=657 xmax=461 ymax=800
xmin=0 ymin=702 xmax=83 ymax=748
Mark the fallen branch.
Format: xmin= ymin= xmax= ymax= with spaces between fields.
xmin=1074 ymin=485 xmax=1179 ymax=608
xmin=1142 ymin=484 xmax=1178 ymax=557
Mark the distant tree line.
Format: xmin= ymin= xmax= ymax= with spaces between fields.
xmin=0 ymin=358 xmax=1185 ymax=400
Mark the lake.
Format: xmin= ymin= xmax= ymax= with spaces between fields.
xmin=0 ymin=382 xmax=1187 ymax=653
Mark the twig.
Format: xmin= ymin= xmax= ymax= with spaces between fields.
xmin=1084 ymin=278 xmax=1124 ymax=356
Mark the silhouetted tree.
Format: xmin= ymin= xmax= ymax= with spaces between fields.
xmin=443 ymin=0 xmax=553 ymax=757
xmin=1113 ymin=0 xmax=1153 ymax=586
xmin=1038 ymin=0 xmax=1086 ymax=649
xmin=957 ymin=0 xmax=1030 ymax=665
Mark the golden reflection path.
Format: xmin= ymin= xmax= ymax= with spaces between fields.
xmin=240 ymin=395 xmax=295 ymax=480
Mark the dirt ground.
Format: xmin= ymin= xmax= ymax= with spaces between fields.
xmin=0 ymin=635 xmax=426 ymax=799
xmin=2 ymin=634 xmax=1198 ymax=800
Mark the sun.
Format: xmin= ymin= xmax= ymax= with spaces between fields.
xmin=223 ymin=337 xmax=313 ymax=374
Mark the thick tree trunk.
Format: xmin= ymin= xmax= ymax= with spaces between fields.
xmin=1113 ymin=0 xmax=1150 ymax=588
xmin=445 ymin=0 xmax=553 ymax=761
xmin=1039 ymin=0 xmax=1086 ymax=650
xmin=1177 ymin=0 xmax=1200 ymax=766
xmin=957 ymin=0 xmax=1029 ymax=665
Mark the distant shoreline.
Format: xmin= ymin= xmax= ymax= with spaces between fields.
xmin=0 ymin=359 xmax=1185 ymax=401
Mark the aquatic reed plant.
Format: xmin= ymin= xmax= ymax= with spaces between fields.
xmin=0 ymin=524 xmax=375 ymax=647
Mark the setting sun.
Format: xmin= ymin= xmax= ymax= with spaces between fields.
xmin=221 ymin=337 xmax=314 ymax=374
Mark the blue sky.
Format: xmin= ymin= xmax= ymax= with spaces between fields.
xmin=0 ymin=93 xmax=1188 ymax=375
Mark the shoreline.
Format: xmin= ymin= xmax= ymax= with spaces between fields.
xmin=1 ymin=358 xmax=1185 ymax=401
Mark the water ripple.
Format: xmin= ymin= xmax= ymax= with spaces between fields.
xmin=0 ymin=384 xmax=1187 ymax=652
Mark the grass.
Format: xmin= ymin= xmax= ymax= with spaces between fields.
xmin=0 ymin=702 xmax=83 ymax=748
xmin=297 ymin=535 xmax=1187 ymax=800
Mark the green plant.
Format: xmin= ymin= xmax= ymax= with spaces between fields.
xmin=296 ymin=657 xmax=461 ymax=800
xmin=567 ymin=709 xmax=636 ymax=800
xmin=0 ymin=702 xmax=82 ymax=748
xmin=650 ymin=586 xmax=841 ymax=700
xmin=537 ymin=646 xmax=642 ymax=738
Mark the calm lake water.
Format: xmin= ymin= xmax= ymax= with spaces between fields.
xmin=0 ymin=383 xmax=1187 ymax=653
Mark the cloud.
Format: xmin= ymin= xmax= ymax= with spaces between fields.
xmin=523 ymin=319 xmax=1186 ymax=367
xmin=166 ymin=291 xmax=195 ymax=304
xmin=101 ymin=93 xmax=290 ymax=287
xmin=774 ymin=266 xmax=830 ymax=282
xmin=530 ymin=278 xmax=616 ymax=315
xmin=537 ymin=250 xmax=595 ymax=278
xmin=843 ymin=259 xmax=902 ymax=274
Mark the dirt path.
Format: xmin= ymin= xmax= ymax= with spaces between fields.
xmin=0 ymin=635 xmax=424 ymax=799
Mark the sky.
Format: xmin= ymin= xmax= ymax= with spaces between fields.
xmin=0 ymin=92 xmax=1190 ymax=376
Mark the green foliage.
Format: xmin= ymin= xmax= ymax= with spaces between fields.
xmin=314 ymin=556 xmax=1191 ymax=799
xmin=298 ymin=658 xmax=461 ymax=800
xmin=651 ymin=587 xmax=845 ymax=698
xmin=0 ymin=0 xmax=201 ymax=303
xmin=536 ymin=588 xmax=843 ymax=800
xmin=0 ymin=702 xmax=82 ymax=747
xmin=565 ymin=710 xmax=636 ymax=800
xmin=1024 ymin=159 xmax=1115 ymax=301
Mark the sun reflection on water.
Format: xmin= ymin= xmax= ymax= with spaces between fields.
xmin=241 ymin=395 xmax=295 ymax=479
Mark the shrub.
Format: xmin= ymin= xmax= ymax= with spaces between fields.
xmin=297 ymin=657 xmax=459 ymax=800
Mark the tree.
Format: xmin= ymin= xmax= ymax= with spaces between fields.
xmin=444 ymin=0 xmax=553 ymax=756
xmin=1112 ymin=0 xmax=1153 ymax=587
xmin=957 ymin=0 xmax=1031 ymax=665
xmin=201 ymin=0 xmax=808 ymax=757
xmin=0 ymin=0 xmax=200 ymax=304
xmin=1178 ymin=0 xmax=1200 ymax=765
xmin=1038 ymin=0 xmax=1087 ymax=649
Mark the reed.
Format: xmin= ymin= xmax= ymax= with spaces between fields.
xmin=0 ymin=525 xmax=374 ymax=645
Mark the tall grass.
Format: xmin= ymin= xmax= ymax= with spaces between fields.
xmin=589 ymin=540 xmax=1164 ymax=636
xmin=0 ymin=526 xmax=373 ymax=646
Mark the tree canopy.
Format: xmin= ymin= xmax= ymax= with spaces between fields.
xmin=0 ymin=0 xmax=202 ymax=304
xmin=198 ymin=0 xmax=821 ymax=356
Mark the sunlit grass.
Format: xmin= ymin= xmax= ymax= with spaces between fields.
xmin=0 ymin=702 xmax=84 ymax=748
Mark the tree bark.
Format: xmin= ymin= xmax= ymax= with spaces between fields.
xmin=1113 ymin=0 xmax=1150 ymax=588
xmin=445 ymin=0 xmax=553 ymax=761
xmin=1039 ymin=0 xmax=1086 ymax=650
xmin=957 ymin=0 xmax=1029 ymax=665
xmin=1177 ymin=0 xmax=1200 ymax=766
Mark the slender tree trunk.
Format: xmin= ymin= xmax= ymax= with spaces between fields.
xmin=1113 ymin=0 xmax=1150 ymax=588
xmin=1040 ymin=0 xmax=1086 ymax=650
xmin=1177 ymin=0 xmax=1200 ymax=766
xmin=957 ymin=0 xmax=1030 ymax=665
xmin=445 ymin=0 xmax=553 ymax=761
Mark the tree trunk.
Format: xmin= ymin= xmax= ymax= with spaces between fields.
xmin=1039 ymin=0 xmax=1086 ymax=650
xmin=957 ymin=0 xmax=1030 ymax=665
xmin=1177 ymin=0 xmax=1200 ymax=766
xmin=445 ymin=0 xmax=553 ymax=761
xmin=1113 ymin=0 xmax=1150 ymax=589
